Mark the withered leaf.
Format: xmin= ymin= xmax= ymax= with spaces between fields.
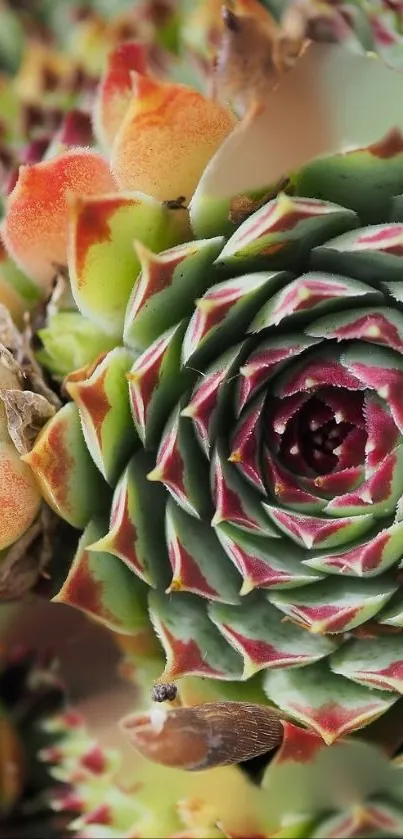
xmin=0 ymin=505 xmax=57 ymax=601
xmin=0 ymin=389 xmax=55 ymax=454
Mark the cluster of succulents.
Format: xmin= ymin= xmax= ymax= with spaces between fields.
xmin=3 ymin=0 xmax=403 ymax=836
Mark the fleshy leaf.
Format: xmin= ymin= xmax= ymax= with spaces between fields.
xmin=342 ymin=344 xmax=403 ymax=433
xmin=307 ymin=306 xmax=403 ymax=354
xmin=93 ymin=42 xmax=147 ymax=150
xmin=269 ymin=577 xmax=397 ymax=634
xmin=304 ymin=522 xmax=403 ymax=577
xmin=216 ymin=194 xmax=358 ymax=271
xmin=23 ymin=402 xmax=109 ymax=529
xmin=66 ymin=347 xmax=137 ymax=486
xmin=182 ymin=271 xmax=291 ymax=368
xmin=216 ymin=522 xmax=322 ymax=594
xmin=68 ymin=192 xmax=188 ymax=335
xmin=37 ymin=312 xmax=118 ymax=379
xmin=111 ymin=73 xmax=236 ymax=201
xmin=311 ymin=223 xmax=403 ymax=284
xmin=124 ymin=237 xmax=223 ymax=352
xmin=331 ymin=636 xmax=403 ymax=693
xmin=263 ymin=505 xmax=374 ymax=549
xmin=210 ymin=598 xmax=336 ymax=679
xmin=0 ymin=440 xmax=41 ymax=550
xmin=149 ymin=403 xmax=212 ymax=519
xmin=149 ymin=590 xmax=243 ymax=680
xmin=181 ymin=345 xmax=243 ymax=456
xmin=236 ymin=334 xmax=319 ymax=414
xmin=89 ymin=450 xmax=169 ymax=589
xmin=2 ymin=149 xmax=116 ymax=287
xmin=293 ymin=135 xmax=403 ymax=225
xmin=128 ymin=321 xmax=195 ymax=449
xmin=54 ymin=518 xmax=149 ymax=635
xmin=264 ymin=662 xmax=398 ymax=742
xmin=312 ymin=803 xmax=403 ymax=839
xmin=212 ymin=443 xmax=277 ymax=536
xmin=165 ymin=498 xmax=241 ymax=603
xmin=253 ymin=272 xmax=379 ymax=331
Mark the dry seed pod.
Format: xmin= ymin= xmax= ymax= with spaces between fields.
xmin=151 ymin=682 xmax=178 ymax=703
xmin=121 ymin=701 xmax=284 ymax=770
xmin=213 ymin=3 xmax=306 ymax=116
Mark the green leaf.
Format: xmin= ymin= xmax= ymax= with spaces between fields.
xmin=149 ymin=590 xmax=243 ymax=680
xmin=54 ymin=518 xmax=149 ymax=635
xmin=264 ymin=662 xmax=398 ymax=742
xmin=123 ymin=237 xmax=223 ymax=351
xmin=210 ymin=597 xmax=336 ymax=679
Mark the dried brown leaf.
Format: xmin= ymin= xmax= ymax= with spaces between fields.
xmin=0 ymin=389 xmax=55 ymax=455
xmin=0 ymin=506 xmax=56 ymax=601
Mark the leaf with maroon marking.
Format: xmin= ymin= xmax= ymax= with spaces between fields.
xmin=149 ymin=590 xmax=243 ymax=681
xmin=304 ymin=521 xmax=403 ymax=578
xmin=68 ymin=193 xmax=187 ymax=334
xmin=325 ymin=446 xmax=403 ymax=518
xmin=269 ymin=577 xmax=397 ymax=634
xmin=127 ymin=321 xmax=195 ymax=449
xmin=229 ymin=393 xmax=266 ymax=494
xmin=216 ymin=194 xmax=358 ymax=269
xmin=88 ymin=450 xmax=169 ymax=588
xmin=314 ymin=803 xmax=403 ymax=839
xmin=261 ymin=728 xmax=403 ymax=832
xmin=263 ymin=662 xmax=398 ymax=743
xmin=384 ymin=280 xmax=403 ymax=303
xmin=311 ymin=223 xmax=403 ymax=284
xmin=263 ymin=504 xmax=374 ymax=549
xmin=307 ymin=306 xmax=403 ymax=354
xmin=165 ymin=498 xmax=240 ymax=602
xmin=308 ymin=466 xmax=365 ymax=499
xmin=331 ymin=636 xmax=403 ymax=693
xmin=293 ymin=138 xmax=403 ymax=226
xmin=211 ymin=442 xmax=277 ymax=535
xmin=364 ymin=392 xmax=401 ymax=476
xmin=23 ymin=402 xmax=110 ymax=529
xmin=54 ymin=519 xmax=149 ymax=635
xmin=209 ymin=598 xmax=335 ymax=679
xmin=181 ymin=345 xmax=243 ymax=455
xmin=215 ymin=523 xmax=322 ymax=594
xmin=342 ymin=344 xmax=403 ymax=432
xmin=93 ymin=42 xmax=147 ymax=149
xmin=252 ymin=273 xmax=378 ymax=331
xmin=264 ymin=451 xmax=326 ymax=513
xmin=236 ymin=335 xmax=318 ymax=414
xmin=378 ymin=590 xmax=403 ymax=627
xmin=148 ymin=403 xmax=211 ymax=519
xmin=182 ymin=270 xmax=290 ymax=368
xmin=123 ymin=237 xmax=223 ymax=352
xmin=274 ymin=346 xmax=365 ymax=398
xmin=66 ymin=347 xmax=137 ymax=486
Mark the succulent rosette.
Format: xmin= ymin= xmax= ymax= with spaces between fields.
xmin=6 ymin=10 xmax=403 ymax=747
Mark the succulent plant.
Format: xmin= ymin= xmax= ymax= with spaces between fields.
xmin=6 ymin=13 xmax=403 ymax=839
xmin=3 ymin=18 xmax=403 ymax=748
